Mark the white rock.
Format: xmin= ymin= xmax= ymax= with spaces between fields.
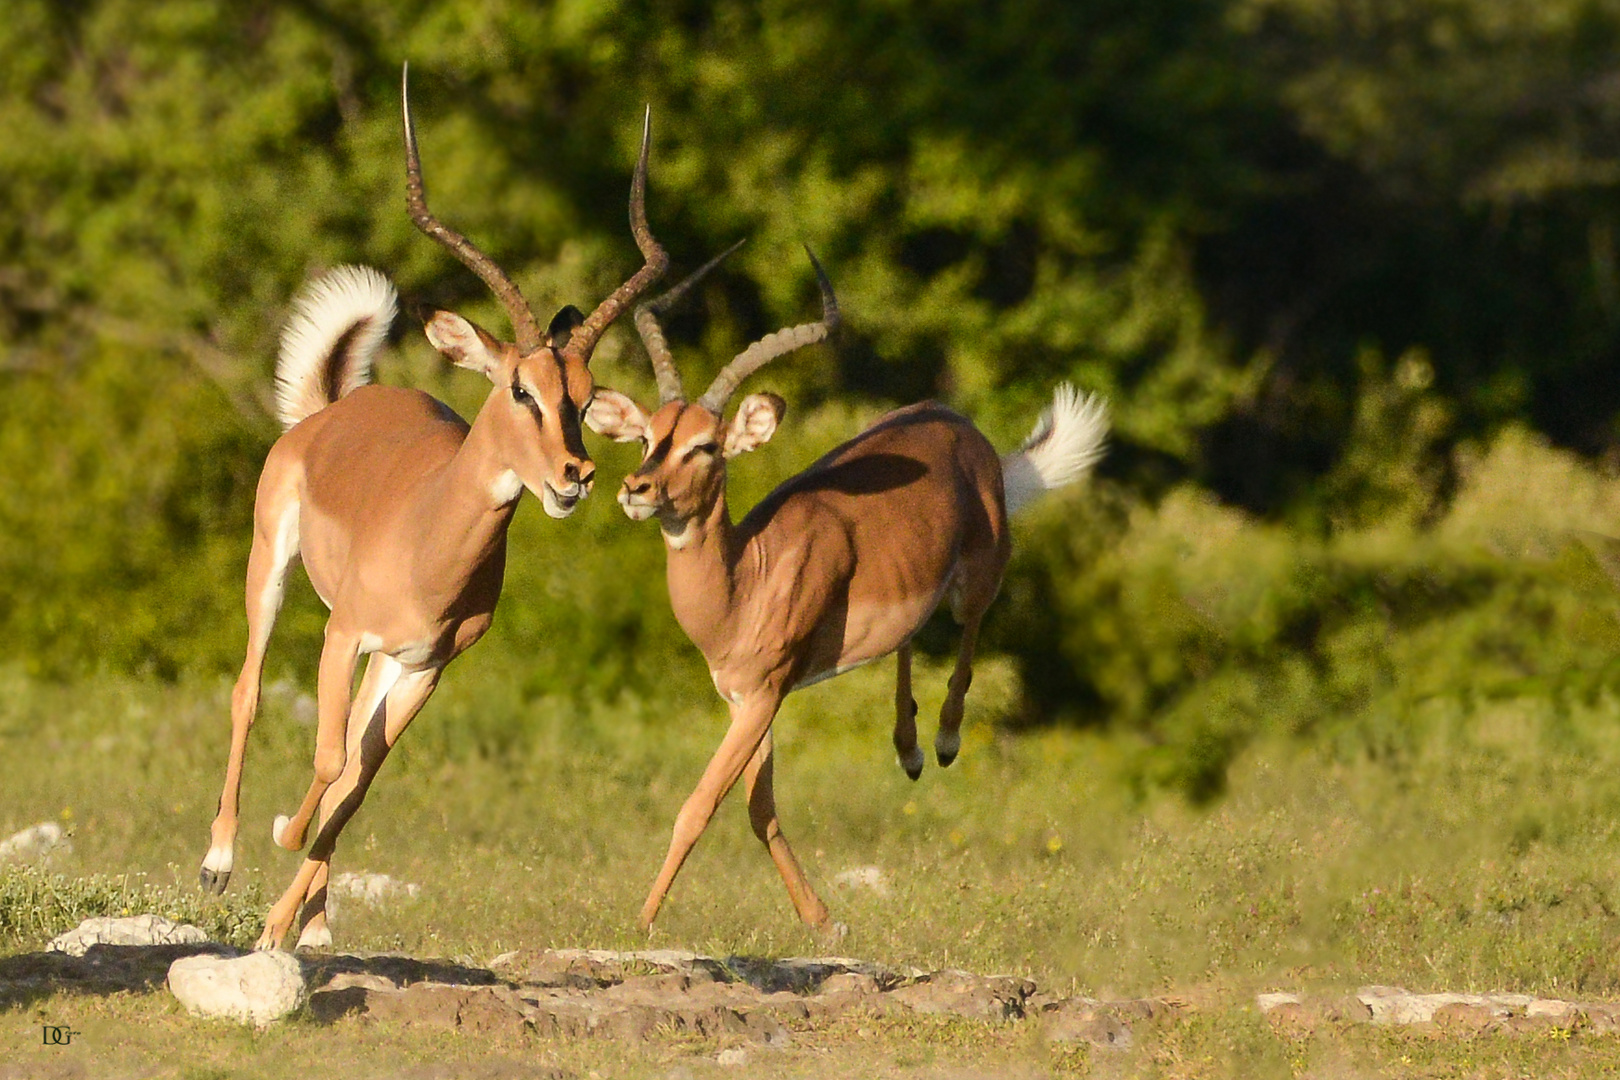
xmin=832 ymin=866 xmax=890 ymax=896
xmin=0 ymin=822 xmax=70 ymax=862
xmin=716 ymin=1048 xmax=749 ymax=1066
xmin=1256 ymin=992 xmax=1302 ymax=1013
xmin=48 ymin=915 xmax=208 ymax=956
xmin=329 ymin=871 xmax=420 ymax=908
xmin=168 ymin=951 xmax=307 ymax=1025
xmin=1356 ymin=987 xmax=1534 ymax=1025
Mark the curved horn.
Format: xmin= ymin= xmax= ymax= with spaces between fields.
xmin=402 ymin=62 xmax=543 ymax=353
xmin=697 ymin=246 xmax=839 ymax=414
xmin=561 ymin=107 xmax=671 ymax=366
xmin=635 ymin=239 xmax=747 ymax=405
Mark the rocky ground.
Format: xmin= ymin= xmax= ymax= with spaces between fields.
xmin=6 ymin=915 xmax=1620 ymax=1052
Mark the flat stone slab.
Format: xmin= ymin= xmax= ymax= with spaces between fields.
xmin=306 ymin=948 xmax=1152 ymax=1049
xmin=49 ymin=915 xmax=208 ymax=957
xmin=1257 ymin=987 xmax=1620 ymax=1034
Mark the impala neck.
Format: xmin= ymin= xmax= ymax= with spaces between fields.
xmin=409 ymin=394 xmax=521 ymax=597
xmin=661 ymin=489 xmax=748 ymax=663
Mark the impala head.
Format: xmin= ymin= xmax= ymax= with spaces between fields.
xmin=586 ymin=392 xmax=787 ymax=526
xmin=424 ymin=306 xmax=596 ymax=516
xmin=401 ymin=62 xmax=669 ymax=517
xmin=586 ymin=246 xmax=838 ymax=532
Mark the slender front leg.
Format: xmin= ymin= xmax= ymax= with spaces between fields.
xmin=202 ymin=505 xmax=298 ymax=894
xmin=892 ymin=642 xmax=923 ymax=780
xmin=935 ymin=611 xmax=985 ymax=768
xmin=257 ymin=665 xmax=440 ymax=951
xmin=744 ymin=730 xmax=831 ymax=929
xmin=638 ymin=692 xmax=781 ymax=930
xmin=274 ymin=632 xmax=374 ymax=852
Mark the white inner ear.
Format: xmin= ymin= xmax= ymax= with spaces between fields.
xmin=724 ymin=394 xmax=781 ymax=457
xmin=425 ymin=312 xmax=498 ymax=377
xmin=585 ymin=390 xmax=649 ymax=443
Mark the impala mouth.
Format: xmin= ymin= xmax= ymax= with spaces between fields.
xmin=617 ymin=488 xmax=658 ymax=522
xmin=541 ymin=481 xmax=584 ymax=519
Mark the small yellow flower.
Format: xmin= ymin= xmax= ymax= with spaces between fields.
xmin=902 ymin=801 xmax=918 ymax=816
xmin=61 ymin=807 xmax=73 ymax=821
xmin=1045 ymin=833 xmax=1064 ymax=855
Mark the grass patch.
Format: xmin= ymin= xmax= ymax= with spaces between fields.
xmin=0 ymin=865 xmax=265 ymax=951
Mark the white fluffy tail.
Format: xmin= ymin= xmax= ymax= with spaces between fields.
xmin=274 ymin=265 xmax=397 ymax=431
xmin=1000 ymin=384 xmax=1109 ymax=515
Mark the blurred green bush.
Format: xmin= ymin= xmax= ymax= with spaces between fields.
xmin=3 ymin=0 xmax=1619 ymax=801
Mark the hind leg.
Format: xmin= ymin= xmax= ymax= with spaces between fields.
xmin=294 ymin=861 xmax=333 ymax=950
xmin=201 ymin=498 xmax=300 ymax=894
xmin=273 ymin=651 xmax=396 ymax=852
xmin=934 ymin=614 xmax=982 ymax=767
xmin=935 ymin=557 xmax=1003 ymax=768
xmin=745 ymin=729 xmax=832 ymax=932
xmin=892 ymin=643 xmax=923 ymax=780
xmin=258 ymin=664 xmax=440 ymax=951
xmin=292 ymin=664 xmax=382 ymax=951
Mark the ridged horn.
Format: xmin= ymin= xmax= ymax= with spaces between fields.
xmin=560 ymin=106 xmax=670 ymax=366
xmin=402 ymin=62 xmax=543 ymax=353
xmin=634 ymin=239 xmax=747 ymax=404
xmin=697 ymin=246 xmax=838 ymax=414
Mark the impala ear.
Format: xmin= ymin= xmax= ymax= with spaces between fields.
xmin=425 ymin=311 xmax=505 ymax=379
xmin=546 ymin=305 xmax=585 ymax=350
xmin=585 ymin=388 xmax=650 ymax=443
xmin=724 ymin=392 xmax=785 ymax=457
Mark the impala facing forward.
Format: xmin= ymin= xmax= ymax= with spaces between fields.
xmin=199 ymin=67 xmax=667 ymax=950
xmin=586 ymin=252 xmax=1109 ymax=934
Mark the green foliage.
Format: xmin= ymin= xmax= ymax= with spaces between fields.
xmin=1 ymin=0 xmax=1619 ymax=804
xmin=993 ymin=411 xmax=1620 ymax=799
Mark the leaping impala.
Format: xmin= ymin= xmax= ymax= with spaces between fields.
xmin=585 ymin=250 xmax=1109 ymax=935
xmin=199 ymin=65 xmax=667 ymax=951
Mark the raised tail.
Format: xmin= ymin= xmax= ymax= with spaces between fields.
xmin=273 ymin=265 xmax=397 ymax=431
xmin=1000 ymin=384 xmax=1109 ymax=515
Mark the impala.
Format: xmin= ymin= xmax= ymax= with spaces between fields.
xmin=198 ymin=65 xmax=667 ymax=951
xmin=585 ymin=251 xmax=1110 ymax=934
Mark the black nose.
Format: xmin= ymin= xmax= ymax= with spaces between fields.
xmin=563 ymin=461 xmax=582 ymax=485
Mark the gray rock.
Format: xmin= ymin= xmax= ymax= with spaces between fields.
xmin=1256 ymin=992 xmax=1302 ymax=1013
xmin=168 ymin=950 xmax=307 ymax=1025
xmin=832 ymin=866 xmax=891 ymax=896
xmin=1040 ymin=1000 xmax=1134 ymax=1049
xmin=889 ymin=970 xmax=1035 ymax=1021
xmin=0 ymin=822 xmax=69 ymax=862
xmin=328 ymin=871 xmax=420 ymax=909
xmin=49 ymin=915 xmax=207 ymax=957
xmin=1356 ymin=986 xmax=1534 ymax=1025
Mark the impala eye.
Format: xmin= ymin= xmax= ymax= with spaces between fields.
xmin=511 ymin=383 xmax=533 ymax=406
xmin=683 ymin=442 xmax=720 ymax=462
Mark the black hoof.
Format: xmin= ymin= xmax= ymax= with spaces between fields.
xmin=936 ymin=748 xmax=959 ymax=768
xmin=903 ymin=760 xmax=924 ymax=782
xmin=198 ymin=866 xmax=230 ymax=895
